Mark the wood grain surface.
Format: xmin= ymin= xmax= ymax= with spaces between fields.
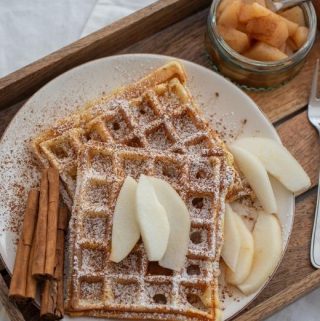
xmin=0 ymin=1 xmax=319 ymax=320
xmin=277 ymin=111 xmax=320 ymax=187
xmin=236 ymin=268 xmax=320 ymax=321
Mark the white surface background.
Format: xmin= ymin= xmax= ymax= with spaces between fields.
xmin=0 ymin=0 xmax=319 ymax=320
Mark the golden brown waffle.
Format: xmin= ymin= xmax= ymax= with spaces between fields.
xmin=32 ymin=61 xmax=249 ymax=208
xmin=65 ymin=141 xmax=230 ymax=321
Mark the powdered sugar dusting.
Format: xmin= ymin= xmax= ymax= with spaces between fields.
xmin=67 ymin=141 xmax=229 ymax=319
xmin=34 ymin=70 xmax=241 ymax=209
xmin=0 ymin=55 xmax=294 ymax=320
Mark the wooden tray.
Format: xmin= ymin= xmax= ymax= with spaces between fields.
xmin=0 ymin=1 xmax=319 ymax=320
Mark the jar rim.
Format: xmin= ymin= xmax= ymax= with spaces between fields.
xmin=208 ymin=0 xmax=317 ymax=70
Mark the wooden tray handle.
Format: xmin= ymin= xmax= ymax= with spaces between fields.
xmin=234 ymin=268 xmax=320 ymax=321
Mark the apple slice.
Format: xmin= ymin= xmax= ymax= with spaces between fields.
xmin=110 ymin=176 xmax=140 ymax=263
xmin=238 ymin=211 xmax=282 ymax=295
xmin=233 ymin=137 xmax=311 ymax=195
xmin=149 ymin=177 xmax=190 ymax=271
xmin=225 ymin=212 xmax=254 ymax=285
xmin=221 ymin=204 xmax=241 ymax=272
xmin=136 ymin=175 xmax=170 ymax=261
xmin=228 ymin=145 xmax=277 ymax=213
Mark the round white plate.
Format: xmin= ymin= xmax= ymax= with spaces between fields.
xmin=0 ymin=54 xmax=294 ymax=320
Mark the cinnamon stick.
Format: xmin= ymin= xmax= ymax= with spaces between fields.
xmin=32 ymin=169 xmax=48 ymax=278
xmin=9 ymin=189 xmax=39 ymax=301
xmin=44 ymin=167 xmax=60 ymax=278
xmin=25 ymin=238 xmax=37 ymax=300
xmin=40 ymin=207 xmax=68 ymax=320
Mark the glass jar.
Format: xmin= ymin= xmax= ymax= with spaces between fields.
xmin=205 ymin=0 xmax=317 ymax=89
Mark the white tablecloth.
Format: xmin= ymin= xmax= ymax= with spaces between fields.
xmin=0 ymin=0 xmax=319 ymax=320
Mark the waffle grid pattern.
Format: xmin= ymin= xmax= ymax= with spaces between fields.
xmin=30 ymin=62 xmax=251 ymax=321
xmin=37 ymin=77 xmax=229 ymax=204
xmin=32 ymin=62 xmax=249 ymax=210
xmin=66 ymin=142 xmax=230 ymax=320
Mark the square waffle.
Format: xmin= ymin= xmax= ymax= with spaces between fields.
xmin=31 ymin=61 xmax=250 ymax=208
xmin=65 ymin=141 xmax=231 ymax=321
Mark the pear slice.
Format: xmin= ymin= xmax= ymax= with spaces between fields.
xmin=110 ymin=176 xmax=140 ymax=263
xmin=232 ymin=137 xmax=311 ymax=195
xmin=238 ymin=211 xmax=282 ymax=295
xmin=228 ymin=145 xmax=277 ymax=213
xmin=221 ymin=204 xmax=241 ymax=272
xmin=225 ymin=212 xmax=254 ymax=285
xmin=136 ymin=175 xmax=170 ymax=261
xmin=149 ymin=177 xmax=190 ymax=271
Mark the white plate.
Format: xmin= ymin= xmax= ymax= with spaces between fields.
xmin=0 ymin=54 xmax=294 ymax=320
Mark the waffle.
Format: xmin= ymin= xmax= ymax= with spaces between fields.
xmin=31 ymin=61 xmax=250 ymax=208
xmin=65 ymin=141 xmax=231 ymax=321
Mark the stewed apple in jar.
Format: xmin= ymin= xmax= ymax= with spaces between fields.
xmin=205 ymin=0 xmax=317 ymax=89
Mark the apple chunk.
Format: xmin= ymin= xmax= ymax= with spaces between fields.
xmin=110 ymin=176 xmax=140 ymax=263
xmin=238 ymin=212 xmax=282 ymax=295
xmin=228 ymin=145 xmax=277 ymax=213
xmin=232 ymin=137 xmax=311 ymax=194
xmin=218 ymin=0 xmax=235 ymax=16
xmin=283 ymin=17 xmax=298 ymax=37
xmin=244 ymin=42 xmax=288 ymax=61
xmin=246 ymin=14 xmax=289 ymax=48
xmin=239 ymin=3 xmax=270 ymax=23
xmin=292 ymin=26 xmax=309 ymax=49
xmin=243 ymin=0 xmax=266 ymax=6
xmin=218 ymin=26 xmax=250 ymax=53
xmin=218 ymin=0 xmax=242 ymax=28
xmin=280 ymin=6 xmax=306 ymax=26
xmin=239 ymin=3 xmax=297 ymax=36
xmin=221 ymin=204 xmax=241 ymax=272
xmin=226 ymin=211 xmax=254 ymax=285
xmin=136 ymin=175 xmax=170 ymax=261
xmin=149 ymin=177 xmax=190 ymax=271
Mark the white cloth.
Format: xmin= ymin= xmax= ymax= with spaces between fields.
xmin=0 ymin=0 xmax=97 ymax=77
xmin=0 ymin=1 xmax=319 ymax=320
xmin=81 ymin=0 xmax=156 ymax=36
xmin=0 ymin=0 xmax=155 ymax=77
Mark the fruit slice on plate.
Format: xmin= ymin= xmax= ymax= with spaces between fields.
xmin=238 ymin=211 xmax=282 ymax=295
xmin=110 ymin=176 xmax=140 ymax=263
xmin=233 ymin=137 xmax=310 ymax=194
xmin=228 ymin=145 xmax=277 ymax=213
xmin=149 ymin=177 xmax=191 ymax=271
xmin=136 ymin=175 xmax=170 ymax=261
xmin=221 ymin=204 xmax=241 ymax=272
xmin=225 ymin=210 xmax=254 ymax=285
